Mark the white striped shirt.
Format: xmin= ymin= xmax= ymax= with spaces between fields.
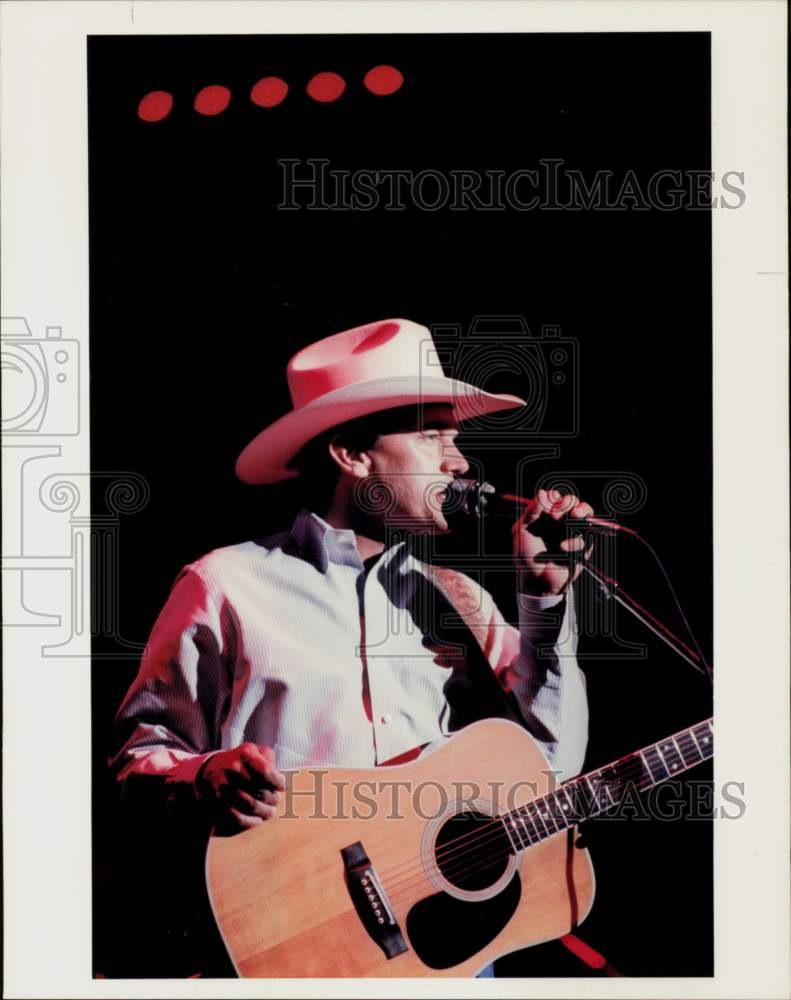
xmin=112 ymin=510 xmax=588 ymax=787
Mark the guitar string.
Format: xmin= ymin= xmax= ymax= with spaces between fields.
xmin=384 ymin=732 xmax=712 ymax=900
xmin=382 ymin=763 xmax=682 ymax=904
xmin=382 ymin=730 xmax=712 ymax=900
xmin=424 ymin=740 xmax=711 ymax=893
xmin=378 ymin=739 xmax=712 ymax=903
xmin=390 ymin=819 xmax=596 ymax=902
xmin=380 ymin=759 xmax=657 ymax=902
xmin=373 ymin=726 xmax=712 ymax=895
xmin=378 ymin=732 xmax=710 ymax=898
xmin=374 ymin=724 xmax=710 ymax=884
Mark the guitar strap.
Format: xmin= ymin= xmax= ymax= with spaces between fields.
xmin=431 ymin=565 xmax=534 ymax=732
xmin=393 ymin=555 xmax=530 ymax=733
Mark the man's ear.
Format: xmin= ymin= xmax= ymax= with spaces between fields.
xmin=327 ymin=435 xmax=374 ymax=479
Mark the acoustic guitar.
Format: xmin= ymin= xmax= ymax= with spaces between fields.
xmin=206 ymin=715 xmax=713 ymax=977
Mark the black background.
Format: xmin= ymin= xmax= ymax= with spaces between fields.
xmin=89 ymin=33 xmax=713 ymax=978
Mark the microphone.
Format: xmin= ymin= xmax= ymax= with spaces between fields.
xmin=443 ymin=479 xmax=630 ymax=538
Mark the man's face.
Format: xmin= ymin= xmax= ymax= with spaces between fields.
xmin=360 ymin=404 xmax=470 ymax=534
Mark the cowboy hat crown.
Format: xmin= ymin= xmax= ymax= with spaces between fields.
xmin=235 ymin=318 xmax=525 ymax=484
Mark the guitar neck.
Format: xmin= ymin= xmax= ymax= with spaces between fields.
xmin=501 ymin=719 xmax=714 ymax=852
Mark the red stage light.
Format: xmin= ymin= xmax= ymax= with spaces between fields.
xmin=137 ymin=90 xmax=174 ymax=122
xmin=194 ymin=85 xmax=232 ymax=116
xmin=363 ymin=65 xmax=404 ymax=96
xmin=250 ymin=76 xmax=289 ymax=108
xmin=306 ymin=71 xmax=346 ymax=103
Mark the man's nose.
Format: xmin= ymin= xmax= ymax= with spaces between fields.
xmin=440 ymin=443 xmax=469 ymax=477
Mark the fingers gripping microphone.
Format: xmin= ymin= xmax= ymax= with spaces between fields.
xmin=443 ymin=479 xmax=629 ymax=537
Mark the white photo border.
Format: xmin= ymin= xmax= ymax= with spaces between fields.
xmin=1 ymin=1 xmax=788 ymax=997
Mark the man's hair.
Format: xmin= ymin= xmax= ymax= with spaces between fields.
xmin=288 ymin=404 xmax=427 ymax=515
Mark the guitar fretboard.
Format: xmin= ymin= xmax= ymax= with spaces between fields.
xmin=500 ymin=718 xmax=714 ymax=852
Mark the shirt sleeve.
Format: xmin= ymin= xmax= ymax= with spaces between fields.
xmin=110 ymin=566 xmax=232 ymax=795
xmin=484 ymin=586 xmax=589 ymax=780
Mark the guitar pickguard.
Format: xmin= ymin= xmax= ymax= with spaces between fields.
xmin=405 ymin=874 xmax=522 ymax=970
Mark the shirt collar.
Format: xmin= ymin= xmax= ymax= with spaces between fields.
xmin=290 ymin=509 xmax=366 ymax=573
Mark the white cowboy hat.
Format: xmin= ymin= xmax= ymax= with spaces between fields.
xmin=235 ymin=318 xmax=526 ymax=484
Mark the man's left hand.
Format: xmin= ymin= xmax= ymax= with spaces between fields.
xmin=513 ymin=488 xmax=595 ymax=597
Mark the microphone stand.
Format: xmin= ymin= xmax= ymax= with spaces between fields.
xmin=444 ymin=480 xmax=713 ymax=682
xmin=580 ymin=562 xmax=713 ymax=682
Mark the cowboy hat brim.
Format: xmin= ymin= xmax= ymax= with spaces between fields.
xmin=235 ymin=375 xmax=525 ymax=484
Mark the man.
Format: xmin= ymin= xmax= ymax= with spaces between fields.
xmin=111 ymin=317 xmax=595 ymax=968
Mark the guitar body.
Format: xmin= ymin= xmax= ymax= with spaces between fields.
xmin=206 ymin=718 xmax=595 ymax=977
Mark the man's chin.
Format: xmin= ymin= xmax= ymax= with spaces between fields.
xmin=434 ymin=513 xmax=452 ymax=534
xmin=419 ymin=513 xmax=452 ymax=535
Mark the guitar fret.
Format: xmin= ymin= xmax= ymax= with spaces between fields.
xmin=581 ymin=775 xmax=599 ymax=816
xmin=671 ymin=736 xmax=686 ymax=766
xmin=561 ymin=779 xmax=584 ymax=822
xmin=545 ymin=792 xmax=568 ymax=831
xmin=501 ymin=814 xmax=524 ymax=852
xmin=656 ymin=738 xmax=685 ymax=776
xmin=501 ymin=722 xmax=713 ymax=859
xmin=537 ymin=796 xmax=560 ymax=833
xmin=525 ymin=799 xmax=551 ymax=839
xmin=553 ymin=719 xmax=714 ymax=827
xmin=510 ymin=809 xmax=533 ymax=848
xmin=515 ymin=807 xmax=540 ymax=845
xmin=511 ymin=808 xmax=534 ymax=848
xmin=642 ymin=745 xmax=670 ymax=784
xmin=639 ymin=751 xmax=657 ymax=785
xmin=691 ymin=721 xmax=714 ymax=758
xmin=568 ymin=779 xmax=593 ymax=822
xmin=675 ymin=730 xmax=703 ymax=767
xmin=557 ymin=786 xmax=576 ymax=824
xmin=586 ymin=771 xmax=616 ymax=813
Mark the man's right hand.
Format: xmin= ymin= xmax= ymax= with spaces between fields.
xmin=195 ymin=743 xmax=286 ymax=832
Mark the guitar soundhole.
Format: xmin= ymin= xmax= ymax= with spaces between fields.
xmin=434 ymin=810 xmax=512 ymax=891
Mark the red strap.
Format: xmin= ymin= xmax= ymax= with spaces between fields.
xmin=560 ymin=933 xmax=621 ymax=976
